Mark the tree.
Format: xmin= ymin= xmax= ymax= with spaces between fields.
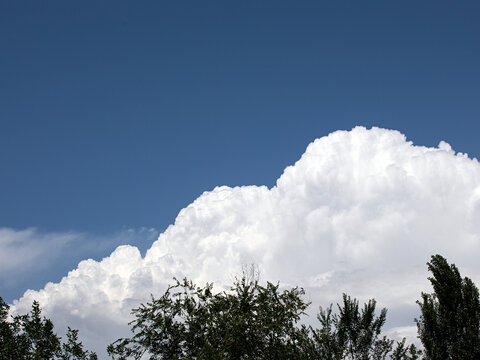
xmin=390 ymin=338 xmax=422 ymax=360
xmin=0 ymin=297 xmax=97 ymax=360
xmin=109 ymin=276 xmax=419 ymax=359
xmin=312 ymin=295 xmax=420 ymax=360
xmin=108 ymin=276 xmax=312 ymax=359
xmin=416 ymin=254 xmax=480 ymax=360
xmin=59 ymin=327 xmax=98 ymax=360
xmin=18 ymin=300 xmax=61 ymax=359
xmin=0 ymin=296 xmax=19 ymax=359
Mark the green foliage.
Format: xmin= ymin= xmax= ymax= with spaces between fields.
xmin=416 ymin=254 xmax=480 ymax=360
xmin=337 ymin=295 xmax=389 ymax=359
xmin=108 ymin=276 xmax=419 ymax=360
xmin=108 ymin=276 xmax=311 ymax=359
xmin=59 ymin=327 xmax=98 ymax=360
xmin=19 ymin=300 xmax=61 ymax=359
xmin=0 ymin=297 xmax=18 ymax=359
xmin=0 ymin=297 xmax=96 ymax=360
xmin=310 ymin=303 xmax=344 ymax=359
xmin=311 ymin=295 xmax=421 ymax=360
xmin=390 ymin=338 xmax=421 ymax=360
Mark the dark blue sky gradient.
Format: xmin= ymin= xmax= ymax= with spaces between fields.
xmin=1 ymin=1 xmax=479 ymax=235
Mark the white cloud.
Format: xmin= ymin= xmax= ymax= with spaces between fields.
xmin=10 ymin=126 xmax=480 ymax=356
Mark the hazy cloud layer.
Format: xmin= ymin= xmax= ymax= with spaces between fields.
xmin=11 ymin=127 xmax=480 ymax=355
xmin=0 ymin=228 xmax=74 ymax=273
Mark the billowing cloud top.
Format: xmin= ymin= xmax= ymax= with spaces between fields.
xmin=11 ymin=127 xmax=480 ymax=355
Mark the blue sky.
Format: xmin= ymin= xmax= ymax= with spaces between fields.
xmin=1 ymin=1 xmax=480 ymax=304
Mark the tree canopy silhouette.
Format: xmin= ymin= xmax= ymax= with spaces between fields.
xmin=108 ymin=274 xmax=419 ymax=359
xmin=416 ymin=254 xmax=480 ymax=360
xmin=0 ymin=297 xmax=96 ymax=360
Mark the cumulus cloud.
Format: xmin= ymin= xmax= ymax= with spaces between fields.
xmin=11 ymin=127 xmax=480 ymax=355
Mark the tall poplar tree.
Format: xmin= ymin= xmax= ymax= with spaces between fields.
xmin=416 ymin=255 xmax=480 ymax=360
